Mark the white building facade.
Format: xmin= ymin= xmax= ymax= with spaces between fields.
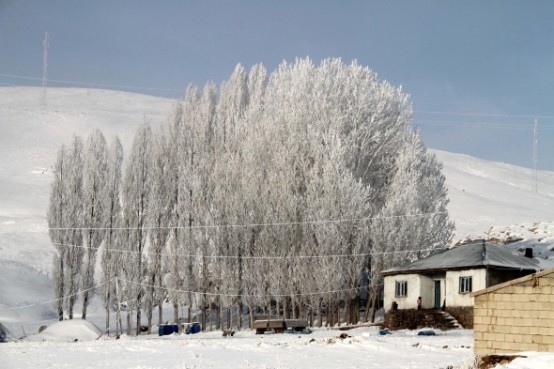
xmin=382 ymin=240 xmax=539 ymax=312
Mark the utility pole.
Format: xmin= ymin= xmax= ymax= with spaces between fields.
xmin=533 ymin=118 xmax=538 ymax=193
xmin=42 ymin=32 xmax=49 ymax=107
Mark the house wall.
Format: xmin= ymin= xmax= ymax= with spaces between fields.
xmin=474 ymin=272 xmax=554 ymax=354
xmin=384 ymin=274 xmax=421 ymax=310
xmin=446 ymin=269 xmax=486 ymax=307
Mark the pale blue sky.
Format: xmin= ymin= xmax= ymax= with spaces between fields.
xmin=1 ymin=1 xmax=553 ymax=169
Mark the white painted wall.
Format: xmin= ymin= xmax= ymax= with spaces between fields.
xmin=384 ymin=268 xmax=488 ymax=310
xmin=445 ymin=269 xmax=487 ymax=307
xmin=384 ymin=274 xmax=422 ymax=310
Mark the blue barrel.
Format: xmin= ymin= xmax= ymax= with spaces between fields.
xmin=158 ymin=325 xmax=165 ymax=336
xmin=190 ymin=323 xmax=201 ymax=334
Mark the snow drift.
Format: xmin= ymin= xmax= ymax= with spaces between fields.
xmin=26 ymin=319 xmax=102 ymax=342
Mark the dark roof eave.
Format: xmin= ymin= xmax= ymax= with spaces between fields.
xmin=382 ymin=264 xmax=539 ymax=277
xmin=382 ymin=265 xmax=486 ymax=276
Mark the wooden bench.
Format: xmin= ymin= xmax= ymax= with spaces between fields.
xmin=253 ymin=318 xmax=309 ymax=334
xmin=253 ymin=319 xmax=286 ymax=334
xmin=284 ymin=319 xmax=309 ymax=332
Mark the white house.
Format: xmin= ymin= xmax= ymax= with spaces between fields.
xmin=382 ymin=240 xmax=540 ymax=312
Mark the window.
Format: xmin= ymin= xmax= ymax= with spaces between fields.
xmin=459 ymin=276 xmax=472 ymax=293
xmin=395 ymin=281 xmax=408 ymax=297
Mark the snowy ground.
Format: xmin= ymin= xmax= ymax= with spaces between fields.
xmin=1 ymin=325 xmax=475 ymax=369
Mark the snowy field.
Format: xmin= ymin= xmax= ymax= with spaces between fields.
xmin=1 ymin=325 xmax=475 ymax=369
xmin=3 ymin=323 xmax=553 ymax=369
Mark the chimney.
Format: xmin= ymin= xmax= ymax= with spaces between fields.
xmin=525 ymin=248 xmax=533 ymax=258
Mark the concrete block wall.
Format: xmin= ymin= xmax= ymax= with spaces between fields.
xmin=474 ymin=272 xmax=554 ymax=354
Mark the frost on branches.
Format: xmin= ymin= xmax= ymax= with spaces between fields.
xmin=47 ymin=58 xmax=453 ymax=332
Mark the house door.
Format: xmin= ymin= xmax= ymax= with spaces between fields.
xmin=434 ymin=280 xmax=441 ymax=309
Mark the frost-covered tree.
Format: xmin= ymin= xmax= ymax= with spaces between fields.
xmin=48 ymin=144 xmax=68 ymax=321
xmin=81 ymin=128 xmax=109 ymax=319
xmin=63 ymin=135 xmax=85 ymax=319
xmin=100 ymin=136 xmax=123 ymax=334
xmin=166 ymin=101 xmax=186 ymax=324
xmin=122 ymin=122 xmax=152 ymax=335
xmin=48 ymin=57 xmax=454 ymax=330
xmin=144 ymin=126 xmax=171 ymax=333
xmin=48 ymin=136 xmax=85 ymax=320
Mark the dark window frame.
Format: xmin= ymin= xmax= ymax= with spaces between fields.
xmin=459 ymin=276 xmax=472 ymax=294
xmin=395 ymin=281 xmax=408 ymax=297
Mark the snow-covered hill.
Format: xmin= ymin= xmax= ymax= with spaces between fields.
xmin=0 ymin=87 xmax=553 ymax=331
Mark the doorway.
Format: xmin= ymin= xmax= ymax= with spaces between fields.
xmin=434 ymin=280 xmax=441 ymax=309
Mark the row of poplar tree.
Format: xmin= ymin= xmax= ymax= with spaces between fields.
xmin=48 ymin=58 xmax=454 ymax=335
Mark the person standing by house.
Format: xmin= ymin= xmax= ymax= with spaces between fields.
xmin=417 ymin=296 xmax=422 ymax=310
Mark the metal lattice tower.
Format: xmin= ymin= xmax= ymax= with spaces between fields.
xmin=533 ymin=118 xmax=538 ymax=193
xmin=42 ymin=32 xmax=49 ymax=107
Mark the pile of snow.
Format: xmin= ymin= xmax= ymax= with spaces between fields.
xmin=26 ymin=319 xmax=102 ymax=342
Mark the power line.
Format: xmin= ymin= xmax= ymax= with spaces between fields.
xmin=0 ymin=211 xmax=447 ymax=235
xmin=43 ymin=211 xmax=446 ymax=232
xmin=414 ymin=110 xmax=554 ymax=120
xmin=411 ymin=120 xmax=554 ymax=130
xmin=49 ymin=241 xmax=447 ymax=260
xmin=0 ymin=281 xmax=105 ymax=312
xmin=118 ymin=278 xmax=361 ymax=298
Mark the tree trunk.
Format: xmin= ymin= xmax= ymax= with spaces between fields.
xmin=248 ymin=298 xmax=254 ymax=329
xmin=105 ymin=303 xmax=110 ymax=336
xmin=136 ymin=306 xmax=142 ymax=336
xmin=146 ymin=309 xmax=153 ymax=334
xmin=68 ymin=297 xmax=74 ymax=320
xmin=326 ymin=301 xmax=332 ymax=327
xmin=219 ymin=304 xmax=225 ymax=331
xmin=368 ymin=293 xmax=378 ymax=323
xmin=227 ymin=306 xmax=232 ymax=330
xmin=236 ymin=302 xmax=242 ymax=331
xmin=81 ymin=291 xmax=88 ymax=320
xmin=158 ymin=299 xmax=163 ymax=326
xmin=202 ymin=301 xmax=207 ymax=331
xmin=345 ymin=299 xmax=351 ymax=325
xmin=173 ymin=302 xmax=179 ymax=324
xmin=126 ymin=310 xmax=132 ymax=335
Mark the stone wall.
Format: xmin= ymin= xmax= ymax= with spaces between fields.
xmin=385 ymin=309 xmax=457 ymax=331
xmin=446 ymin=306 xmax=473 ymax=329
xmin=474 ymin=271 xmax=554 ymax=354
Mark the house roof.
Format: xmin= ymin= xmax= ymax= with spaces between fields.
xmin=471 ymin=268 xmax=554 ymax=297
xmin=382 ymin=240 xmax=540 ymax=276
